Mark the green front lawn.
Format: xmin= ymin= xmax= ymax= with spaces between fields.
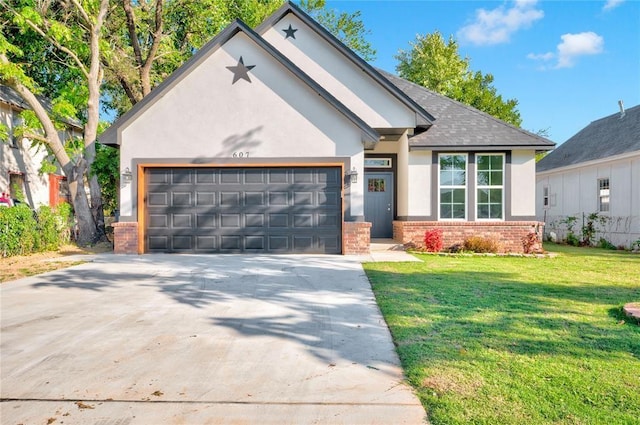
xmin=364 ymin=244 xmax=640 ymax=425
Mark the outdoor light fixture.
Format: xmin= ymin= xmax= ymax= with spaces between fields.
xmin=122 ymin=167 xmax=133 ymax=183
xmin=347 ymin=167 xmax=358 ymax=184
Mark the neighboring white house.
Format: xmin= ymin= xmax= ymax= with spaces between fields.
xmin=101 ymin=2 xmax=554 ymax=255
xmin=536 ymin=103 xmax=640 ymax=248
xmin=1 ymin=85 xmax=83 ymax=209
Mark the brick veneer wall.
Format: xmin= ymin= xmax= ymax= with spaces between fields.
xmin=393 ymin=221 xmax=544 ymax=254
xmin=343 ymin=221 xmax=372 ymax=255
xmin=113 ymin=222 xmax=139 ymax=254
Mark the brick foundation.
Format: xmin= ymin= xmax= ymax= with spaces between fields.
xmin=113 ymin=222 xmax=139 ymax=254
xmin=393 ymin=221 xmax=544 ymax=254
xmin=343 ymin=221 xmax=372 ymax=255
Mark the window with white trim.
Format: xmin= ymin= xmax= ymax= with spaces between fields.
xmin=439 ymin=154 xmax=467 ymax=219
xmin=542 ymin=186 xmax=550 ymax=208
xmin=476 ymin=154 xmax=504 ymax=219
xmin=598 ymin=178 xmax=609 ymax=212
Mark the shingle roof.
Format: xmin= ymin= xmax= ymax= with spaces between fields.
xmin=0 ymin=85 xmax=83 ymax=130
xmin=380 ymin=71 xmax=555 ymax=151
xmin=537 ymin=104 xmax=640 ymax=172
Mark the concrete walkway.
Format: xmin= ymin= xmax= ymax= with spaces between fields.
xmin=355 ymin=239 xmax=422 ymax=263
xmin=1 ymin=254 xmax=427 ymax=424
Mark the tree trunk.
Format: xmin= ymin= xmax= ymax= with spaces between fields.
xmin=1 ymin=54 xmax=100 ymax=246
xmin=65 ymin=162 xmax=99 ymax=246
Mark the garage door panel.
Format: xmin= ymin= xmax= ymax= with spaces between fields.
xmin=172 ymin=214 xmax=192 ymax=228
xmin=148 ymin=192 xmax=168 ymax=206
xmin=220 ymin=169 xmax=241 ymax=184
xmin=196 ymin=213 xmax=216 ymax=228
xmin=196 ymin=236 xmax=217 ymax=251
xmin=246 ymin=214 xmax=265 ymax=227
xmin=172 ymin=169 xmax=193 ymax=185
xmin=145 ymin=167 xmax=341 ymax=253
xmin=245 ymin=192 xmax=265 ymax=205
xmin=244 ymin=169 xmax=265 ymax=183
xmin=196 ymin=192 xmax=216 ymax=206
xmin=172 ymin=192 xmax=192 ymax=206
xmin=220 ymin=192 xmax=241 ymax=206
xmin=195 ymin=169 xmax=216 ymax=184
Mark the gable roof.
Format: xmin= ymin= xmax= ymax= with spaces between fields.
xmin=0 ymin=85 xmax=83 ymax=130
xmin=537 ymin=104 xmax=640 ymax=172
xmin=100 ymin=19 xmax=378 ymax=147
xmin=256 ymin=1 xmax=435 ymax=129
xmin=380 ymin=71 xmax=555 ymax=151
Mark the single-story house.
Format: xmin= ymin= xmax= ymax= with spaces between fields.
xmin=536 ymin=102 xmax=640 ymax=248
xmin=101 ymin=1 xmax=554 ymax=255
xmin=1 ymin=85 xmax=82 ymax=208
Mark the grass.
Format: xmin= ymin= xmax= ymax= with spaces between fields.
xmin=0 ymin=242 xmax=111 ymax=283
xmin=364 ymin=243 xmax=640 ymax=425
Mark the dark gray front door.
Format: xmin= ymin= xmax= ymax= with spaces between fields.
xmin=364 ymin=172 xmax=393 ymax=238
xmin=145 ymin=167 xmax=342 ymax=254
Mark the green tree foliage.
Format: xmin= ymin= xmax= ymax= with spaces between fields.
xmin=396 ymin=31 xmax=522 ymax=127
xmin=1 ymin=0 xmax=109 ymax=245
xmin=103 ymin=0 xmax=376 ymax=115
xmin=300 ymin=0 xmax=375 ymax=61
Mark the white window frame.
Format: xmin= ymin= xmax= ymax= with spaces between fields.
xmin=598 ymin=178 xmax=610 ymax=212
xmin=543 ymin=186 xmax=550 ymax=209
xmin=438 ymin=153 xmax=468 ymax=221
xmin=475 ymin=153 xmax=505 ymax=220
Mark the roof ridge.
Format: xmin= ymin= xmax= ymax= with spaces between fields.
xmin=588 ymin=103 xmax=640 ymax=124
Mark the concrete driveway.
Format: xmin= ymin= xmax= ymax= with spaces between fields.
xmin=1 ymin=254 xmax=427 ymax=424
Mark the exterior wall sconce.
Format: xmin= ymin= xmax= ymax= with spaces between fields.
xmin=347 ymin=167 xmax=358 ymax=184
xmin=122 ymin=167 xmax=133 ymax=183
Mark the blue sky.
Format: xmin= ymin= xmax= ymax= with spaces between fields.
xmin=325 ymin=0 xmax=640 ymax=145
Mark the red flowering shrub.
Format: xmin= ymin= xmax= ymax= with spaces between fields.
xmin=424 ymin=228 xmax=444 ymax=252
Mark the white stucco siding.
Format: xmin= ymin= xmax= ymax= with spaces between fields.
xmin=118 ymin=31 xmax=367 ymax=217
xmin=407 ymin=150 xmax=431 ymax=217
xmin=262 ymin=15 xmax=416 ymax=129
xmin=122 ymin=32 xmax=362 ymax=161
xmin=510 ymin=150 xmax=536 ymax=217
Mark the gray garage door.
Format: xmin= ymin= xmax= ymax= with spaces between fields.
xmin=145 ymin=167 xmax=342 ymax=253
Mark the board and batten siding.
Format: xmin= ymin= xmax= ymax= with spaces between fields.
xmin=536 ymin=152 xmax=640 ymax=248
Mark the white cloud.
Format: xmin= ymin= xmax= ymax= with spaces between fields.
xmin=527 ymin=52 xmax=554 ymax=61
xmin=557 ymin=32 xmax=604 ymax=68
xmin=603 ymin=0 xmax=625 ymax=11
xmin=527 ymin=32 xmax=604 ymax=69
xmin=457 ymin=0 xmax=544 ymax=45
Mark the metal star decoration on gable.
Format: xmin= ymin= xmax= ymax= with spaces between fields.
xmin=282 ymin=24 xmax=298 ymax=39
xmin=226 ymin=56 xmax=256 ymax=84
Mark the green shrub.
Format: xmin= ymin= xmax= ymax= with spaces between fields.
xmin=566 ymin=232 xmax=580 ymax=246
xmin=0 ymin=203 xmax=74 ymax=258
xmin=597 ymin=238 xmax=617 ymax=250
xmin=0 ymin=204 xmax=38 ymax=257
xmin=36 ymin=206 xmax=57 ymax=251
xmin=463 ymin=236 xmax=499 ymax=253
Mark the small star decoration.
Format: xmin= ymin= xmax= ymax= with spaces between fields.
xmin=282 ymin=24 xmax=298 ymax=39
xmin=226 ymin=56 xmax=256 ymax=84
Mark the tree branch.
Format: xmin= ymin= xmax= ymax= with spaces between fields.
xmin=122 ymin=0 xmax=143 ymax=67
xmin=140 ymin=0 xmax=164 ymax=96
xmin=0 ymin=0 xmax=89 ymax=79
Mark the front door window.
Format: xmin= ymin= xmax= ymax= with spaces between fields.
xmin=368 ymin=178 xmax=386 ymax=192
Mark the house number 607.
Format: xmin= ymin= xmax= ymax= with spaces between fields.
xmin=232 ymin=152 xmax=249 ymax=158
